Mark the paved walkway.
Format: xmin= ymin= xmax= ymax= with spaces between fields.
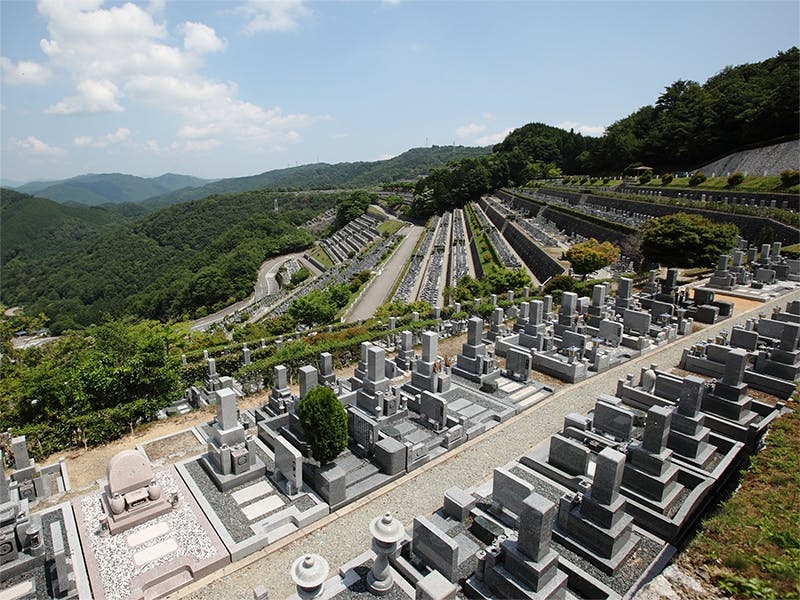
xmin=345 ymin=224 xmax=423 ymax=322
xmin=178 ymin=289 xmax=800 ymax=600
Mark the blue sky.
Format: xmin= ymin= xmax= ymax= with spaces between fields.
xmin=1 ymin=1 xmax=798 ymax=183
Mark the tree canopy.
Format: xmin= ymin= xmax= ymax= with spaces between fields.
xmin=640 ymin=213 xmax=739 ymax=267
xmin=0 ymin=318 xmax=182 ymax=457
xmin=296 ymin=386 xmax=349 ymax=465
xmin=410 ymin=47 xmax=799 ymax=217
xmin=564 ymin=239 xmax=621 ymax=278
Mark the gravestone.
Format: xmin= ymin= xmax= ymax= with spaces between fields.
xmin=201 ymin=388 xmax=265 ymax=492
xmin=103 ymin=450 xmax=173 ymax=534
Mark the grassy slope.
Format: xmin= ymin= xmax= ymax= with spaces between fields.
xmin=684 ymin=393 xmax=800 ymax=599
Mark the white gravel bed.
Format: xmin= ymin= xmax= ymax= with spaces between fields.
xmin=81 ymin=470 xmax=218 ymax=600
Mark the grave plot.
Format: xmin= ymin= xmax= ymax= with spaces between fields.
xmin=497 ymin=281 xmax=690 ymax=384
xmin=251 ymin=324 xmax=553 ymax=514
xmin=519 ymin=398 xmax=720 ymax=545
xmin=679 ymin=301 xmax=800 ymax=399
xmin=1 ymin=458 xmax=91 ymax=600
xmin=71 ymin=451 xmax=228 ymax=600
xmin=3 ymin=435 xmax=71 ymax=506
xmin=177 ymin=387 xmax=328 ymax=561
xmin=282 ymin=514 xmax=418 ymax=600
xmin=702 ymin=240 xmax=800 ymax=301
xmin=389 ymin=457 xmax=672 ymax=600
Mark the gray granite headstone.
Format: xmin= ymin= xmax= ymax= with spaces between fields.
xmin=642 ymin=405 xmax=672 ymax=454
xmin=422 ymin=331 xmax=438 ymax=363
xmin=678 ymin=376 xmax=705 ymax=417
xmin=299 ymin=365 xmax=318 ymax=399
xmin=530 ymin=300 xmax=544 ymax=325
xmin=592 ymin=446 xmax=625 ymax=506
xmin=274 ymin=365 xmax=288 ymax=389
xmin=412 ymin=516 xmax=459 ymax=581
xmin=721 ymin=348 xmax=747 ymax=386
xmin=467 ymin=317 xmax=482 ymax=345
xmin=216 ymin=388 xmax=239 ymax=431
xmin=11 ymin=436 xmax=32 ymax=469
xmin=517 ymin=493 xmax=556 ymax=562
xmin=367 ymin=346 xmax=386 ymax=382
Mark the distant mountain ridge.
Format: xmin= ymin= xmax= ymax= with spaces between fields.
xmin=141 ymin=145 xmax=490 ymax=209
xmin=15 ymin=173 xmax=213 ymax=206
xmin=10 ymin=145 xmax=489 ymax=208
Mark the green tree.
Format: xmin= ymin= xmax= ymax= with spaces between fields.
xmin=640 ymin=213 xmax=738 ymax=267
xmin=564 ymin=239 xmax=621 ymax=279
xmin=296 ymin=386 xmax=348 ymax=465
xmin=335 ymin=190 xmax=372 ymax=228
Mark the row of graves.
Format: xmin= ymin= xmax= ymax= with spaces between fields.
xmin=321 ymin=214 xmax=382 ymax=266
xmin=0 ymin=317 xmax=557 ymax=599
xmin=493 ymin=273 xmax=703 ymax=384
xmin=3 ymin=292 xmax=795 ymax=599
xmin=274 ymin=325 xmax=792 ymax=600
xmin=703 ymin=240 xmax=800 ymax=301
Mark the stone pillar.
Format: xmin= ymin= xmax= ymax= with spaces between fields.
xmin=467 ymin=317 xmax=483 ymax=346
xmin=298 ymin=366 xmax=318 ymax=399
xmin=422 ymin=331 xmax=438 ymax=363
xmin=517 ymin=493 xmax=555 ymax=562
xmin=242 ymin=344 xmax=251 ymax=366
xmin=591 ymin=446 xmax=625 ymax=505
xmin=367 ymin=346 xmax=386 ymax=382
xmin=0 ymin=451 xmax=9 ymax=503
xmin=721 ymin=348 xmax=747 ymax=387
xmin=208 ymin=358 xmax=217 ymax=377
xmin=367 ymin=513 xmax=405 ymax=594
xmin=592 ymin=284 xmax=606 ymax=307
xmin=678 ymin=375 xmax=705 ymax=417
xmin=642 ymin=405 xmax=672 ymax=454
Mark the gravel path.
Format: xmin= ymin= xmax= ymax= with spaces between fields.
xmin=176 ymin=289 xmax=800 ymax=600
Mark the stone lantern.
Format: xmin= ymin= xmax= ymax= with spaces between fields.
xmin=367 ymin=512 xmax=405 ymax=595
xmin=291 ymin=554 xmax=328 ymax=600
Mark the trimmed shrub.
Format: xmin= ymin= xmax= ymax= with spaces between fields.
xmin=780 ymin=169 xmax=800 ymax=187
xmin=727 ymin=172 xmax=745 ymax=187
xmin=661 ymin=173 xmax=674 ymax=185
xmin=689 ymin=172 xmax=707 ymax=186
xmin=638 ymin=172 xmax=652 ymax=184
xmin=297 ymin=386 xmax=348 ymax=465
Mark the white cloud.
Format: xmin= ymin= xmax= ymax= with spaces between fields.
xmin=557 ymin=120 xmax=606 ymax=137
xmin=14 ymin=135 xmax=66 ymax=157
xmin=239 ymin=0 xmax=311 ymax=34
xmin=475 ymin=128 xmax=513 ymax=146
xmin=482 ymin=112 xmax=495 ymax=121
xmin=31 ymin=1 xmax=319 ymax=148
xmin=377 ymin=153 xmax=397 ymax=161
xmin=0 ymin=57 xmax=52 ymax=85
xmin=147 ymin=0 xmax=165 ymax=14
xmin=46 ymin=79 xmax=123 ymax=114
xmin=455 ymin=123 xmax=487 ymax=138
xmin=73 ymin=127 xmax=131 ymax=147
xmin=333 ymin=133 xmax=349 ymax=139
xmin=181 ymin=22 xmax=226 ymax=54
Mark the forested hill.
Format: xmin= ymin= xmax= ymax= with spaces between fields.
xmin=412 ymin=47 xmax=799 ymax=215
xmin=16 ymin=173 xmax=211 ymax=206
xmin=142 ymin=145 xmax=490 ymax=209
xmin=1 ymin=188 xmax=338 ymax=332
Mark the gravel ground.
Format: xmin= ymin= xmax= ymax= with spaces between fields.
xmin=173 ymin=289 xmax=800 ymax=600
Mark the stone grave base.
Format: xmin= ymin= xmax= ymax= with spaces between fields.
xmin=72 ymin=466 xmax=229 ymax=600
